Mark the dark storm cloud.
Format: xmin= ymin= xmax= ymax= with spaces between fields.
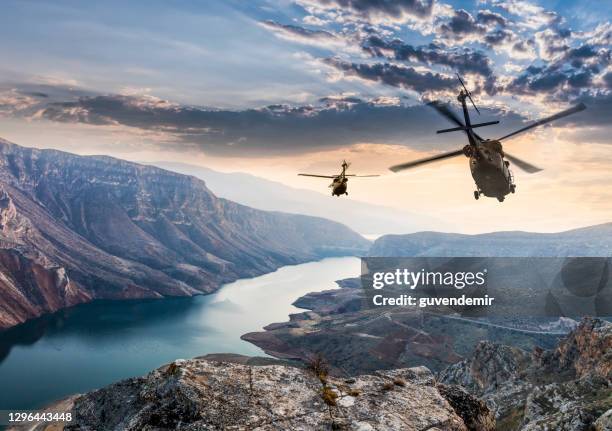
xmin=324 ymin=58 xmax=456 ymax=93
xmin=438 ymin=9 xmax=486 ymax=39
xmin=571 ymin=93 xmax=612 ymax=127
xmin=603 ymin=72 xmax=612 ymax=89
xmin=506 ymin=65 xmax=572 ymax=95
xmin=537 ymin=27 xmax=573 ymax=59
xmin=512 ymin=39 xmax=535 ymax=54
xmin=476 ymin=10 xmax=508 ymax=28
xmin=362 ymin=36 xmax=494 ymax=78
xmin=484 ymin=29 xmax=514 ymax=47
xmin=361 ymin=36 xmax=498 ymax=94
xmin=435 ymin=9 xmax=515 ymax=48
xmin=506 ymin=30 xmax=610 ymax=101
xmin=25 ymin=90 xmax=531 ymax=156
xmin=299 ymin=0 xmax=434 ymax=20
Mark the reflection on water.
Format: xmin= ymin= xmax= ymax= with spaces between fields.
xmin=0 ymin=256 xmax=361 ymax=410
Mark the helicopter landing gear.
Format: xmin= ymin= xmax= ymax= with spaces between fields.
xmin=497 ymin=196 xmax=505 ymax=202
xmin=510 ymin=184 xmax=516 ymax=194
xmin=345 ymin=192 xmax=348 ymax=196
xmin=473 ymin=190 xmax=480 ymax=200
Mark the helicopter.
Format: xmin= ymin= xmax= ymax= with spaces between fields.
xmin=389 ymin=74 xmax=586 ymax=202
xmin=299 ymin=160 xmax=379 ymax=196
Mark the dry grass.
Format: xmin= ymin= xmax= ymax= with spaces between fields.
xmin=347 ymin=388 xmax=361 ymax=397
xmin=393 ymin=378 xmax=406 ymax=387
xmin=166 ymin=362 xmax=180 ymax=376
xmin=382 ymin=382 xmax=395 ymax=391
xmin=306 ymin=353 xmax=330 ymax=383
xmin=321 ymin=386 xmax=338 ymax=406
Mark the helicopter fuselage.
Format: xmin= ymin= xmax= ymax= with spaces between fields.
xmin=331 ymin=176 xmax=348 ymax=196
xmin=390 ymin=77 xmax=584 ymax=201
xmin=468 ymin=139 xmax=514 ymax=201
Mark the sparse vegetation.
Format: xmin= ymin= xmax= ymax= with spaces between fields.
xmin=382 ymin=382 xmax=395 ymax=391
xmin=307 ymin=353 xmax=330 ymax=383
xmin=347 ymin=388 xmax=361 ymax=397
xmin=393 ymin=378 xmax=406 ymax=387
xmin=166 ymin=362 xmax=180 ymax=376
xmin=321 ymin=386 xmax=338 ymax=406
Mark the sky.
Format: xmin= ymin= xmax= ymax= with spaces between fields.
xmin=0 ymin=0 xmax=610 ymax=233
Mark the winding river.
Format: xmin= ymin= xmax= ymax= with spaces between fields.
xmin=0 ymin=256 xmax=361 ymax=410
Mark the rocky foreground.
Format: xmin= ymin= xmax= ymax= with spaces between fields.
xmin=11 ymin=318 xmax=610 ymax=431
xmin=18 ymin=359 xmax=492 ymax=431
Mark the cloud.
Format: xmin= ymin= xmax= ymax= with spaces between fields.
xmin=491 ymin=0 xmax=560 ymax=30
xmin=0 ymin=83 xmax=535 ymax=156
xmin=361 ymin=35 xmax=497 ymax=93
xmin=505 ymin=34 xmax=610 ymax=101
xmin=437 ymin=9 xmax=487 ymax=41
xmin=259 ymin=20 xmax=340 ymax=47
xmin=0 ymin=90 xmax=40 ymax=116
xmin=434 ymin=8 xmax=518 ymax=50
xmin=323 ymin=58 xmax=456 ymax=94
xmin=476 ymin=10 xmax=508 ymax=28
xmin=296 ymin=0 xmax=435 ymax=23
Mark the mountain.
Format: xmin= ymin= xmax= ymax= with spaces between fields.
xmin=0 ymin=138 xmax=369 ymax=330
xmin=152 ymin=162 xmax=440 ymax=235
xmin=369 ymin=224 xmax=612 ymax=256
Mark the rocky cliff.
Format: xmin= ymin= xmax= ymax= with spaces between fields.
xmin=439 ymin=317 xmax=612 ymax=430
xmin=19 ymin=358 xmax=495 ymax=431
xmin=0 ymin=138 xmax=369 ymax=329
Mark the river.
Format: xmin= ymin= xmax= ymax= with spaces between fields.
xmin=0 ymin=256 xmax=361 ymax=410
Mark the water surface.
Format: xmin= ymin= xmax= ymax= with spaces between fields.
xmin=0 ymin=257 xmax=361 ymax=410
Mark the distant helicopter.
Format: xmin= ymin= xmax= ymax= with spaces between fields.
xmin=390 ymin=74 xmax=586 ymax=202
xmin=299 ymin=160 xmax=379 ymax=196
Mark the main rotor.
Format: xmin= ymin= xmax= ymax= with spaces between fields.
xmin=389 ymin=73 xmax=586 ymax=174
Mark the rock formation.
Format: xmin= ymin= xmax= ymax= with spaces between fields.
xmin=21 ymin=359 xmax=491 ymax=430
xmin=0 ymin=138 xmax=368 ymax=329
xmin=439 ymin=317 xmax=612 ymax=430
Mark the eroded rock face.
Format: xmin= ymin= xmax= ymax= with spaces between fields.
xmin=539 ymin=316 xmax=612 ymax=380
xmin=0 ymin=139 xmax=369 ymax=330
xmin=437 ymin=384 xmax=496 ymax=431
xmin=439 ymin=341 xmax=530 ymax=394
xmin=62 ymin=360 xmax=470 ymax=431
xmin=439 ymin=317 xmax=612 ymax=430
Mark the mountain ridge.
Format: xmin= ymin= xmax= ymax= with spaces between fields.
xmin=0 ymin=138 xmax=368 ymax=330
xmin=369 ymin=223 xmax=612 ymax=256
xmin=152 ymin=161 xmax=442 ymax=235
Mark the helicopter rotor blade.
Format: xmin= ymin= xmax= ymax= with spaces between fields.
xmin=389 ymin=150 xmax=463 ymax=172
xmin=467 ymin=94 xmax=480 ymax=115
xmin=298 ymin=174 xmax=336 ymax=178
xmin=428 ymin=101 xmax=483 ymax=141
xmin=345 ymin=174 xmax=380 ymax=177
xmin=504 ymin=153 xmax=542 ymax=174
xmin=428 ymin=101 xmax=465 ymax=128
xmin=456 ymin=73 xmax=480 ymax=115
xmin=497 ymin=103 xmax=586 ymax=142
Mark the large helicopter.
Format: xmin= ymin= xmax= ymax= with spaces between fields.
xmin=390 ymin=74 xmax=586 ymax=202
xmin=299 ymin=160 xmax=379 ymax=196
